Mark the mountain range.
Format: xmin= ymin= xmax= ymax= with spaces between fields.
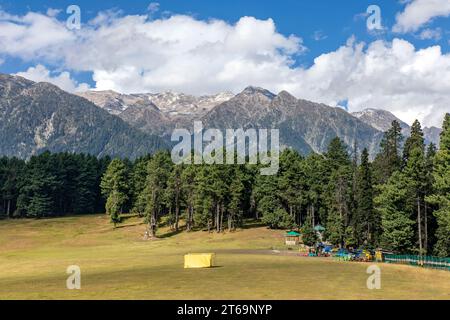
xmin=77 ymin=86 xmax=442 ymax=157
xmin=0 ymin=73 xmax=442 ymax=160
xmin=0 ymin=74 xmax=166 ymax=159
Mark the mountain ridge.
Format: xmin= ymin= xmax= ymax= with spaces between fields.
xmin=0 ymin=73 xmax=443 ymax=159
xmin=0 ymin=74 xmax=167 ymax=159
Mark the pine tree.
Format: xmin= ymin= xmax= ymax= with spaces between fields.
xmin=73 ymin=154 xmax=99 ymax=214
xmin=326 ymin=166 xmax=350 ymax=247
xmin=166 ymin=164 xmax=184 ymax=231
xmin=181 ymin=164 xmax=197 ymax=231
xmin=324 ymin=138 xmax=351 ymax=247
xmin=18 ymin=152 xmax=61 ymax=218
xmin=403 ymin=120 xmax=427 ymax=254
xmin=326 ymin=137 xmax=351 ymax=170
xmin=228 ymin=166 xmax=245 ymax=231
xmin=426 ymin=114 xmax=450 ymax=257
xmin=403 ymin=120 xmax=425 ymax=166
xmin=423 ymin=143 xmax=437 ymax=252
xmin=130 ymin=156 xmax=151 ymax=216
xmin=354 ymin=148 xmax=378 ymax=246
xmin=373 ymin=120 xmax=403 ymax=184
xmin=254 ymin=168 xmax=282 ymax=227
xmin=278 ymin=149 xmax=305 ymax=226
xmin=303 ymin=153 xmax=327 ymax=228
xmin=0 ymin=158 xmax=25 ymax=218
xmin=100 ymin=159 xmax=129 ymax=225
xmin=106 ymin=189 xmax=125 ymax=227
xmin=194 ymin=164 xmax=216 ymax=231
xmin=375 ymin=171 xmax=415 ymax=253
xmin=141 ymin=151 xmax=172 ymax=238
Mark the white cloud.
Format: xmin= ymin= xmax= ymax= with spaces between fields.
xmin=147 ymin=2 xmax=160 ymax=14
xmin=286 ymin=39 xmax=450 ymax=128
xmin=0 ymin=9 xmax=449 ymax=127
xmin=65 ymin=14 xmax=305 ymax=94
xmin=418 ymin=28 xmax=442 ymax=40
xmin=393 ymin=0 xmax=450 ymax=33
xmin=0 ymin=11 xmax=74 ymax=61
xmin=46 ymin=8 xmax=61 ymax=17
xmin=15 ymin=64 xmax=90 ymax=92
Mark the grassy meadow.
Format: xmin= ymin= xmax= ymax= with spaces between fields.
xmin=0 ymin=215 xmax=449 ymax=300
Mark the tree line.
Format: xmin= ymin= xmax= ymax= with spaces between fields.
xmin=0 ymin=152 xmax=110 ymax=218
xmin=1 ymin=114 xmax=449 ymax=257
xmin=99 ymin=114 xmax=449 ymax=257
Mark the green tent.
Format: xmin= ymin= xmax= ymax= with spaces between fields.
xmin=286 ymin=231 xmax=301 ymax=236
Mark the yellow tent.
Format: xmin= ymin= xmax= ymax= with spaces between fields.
xmin=184 ymin=253 xmax=215 ymax=268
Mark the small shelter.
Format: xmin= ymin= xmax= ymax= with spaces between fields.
xmin=285 ymin=231 xmax=301 ymax=246
xmin=184 ymin=253 xmax=215 ymax=268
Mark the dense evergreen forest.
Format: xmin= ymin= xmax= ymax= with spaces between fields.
xmin=0 ymin=153 xmax=110 ymax=218
xmin=1 ymin=114 xmax=449 ymax=257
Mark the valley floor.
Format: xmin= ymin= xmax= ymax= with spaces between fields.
xmin=0 ymin=215 xmax=449 ymax=300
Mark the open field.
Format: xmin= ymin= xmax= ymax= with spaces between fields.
xmin=0 ymin=215 xmax=449 ymax=300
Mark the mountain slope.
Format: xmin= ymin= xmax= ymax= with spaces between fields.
xmin=353 ymin=108 xmax=442 ymax=146
xmin=78 ymin=86 xmax=387 ymax=157
xmin=0 ymin=74 xmax=167 ymax=159
xmin=352 ymin=108 xmax=410 ymax=132
xmin=203 ymin=87 xmax=382 ymax=156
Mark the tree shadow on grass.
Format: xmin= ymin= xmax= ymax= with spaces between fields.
xmin=115 ymin=222 xmax=146 ymax=229
xmin=159 ymin=228 xmax=185 ymax=238
xmin=241 ymin=220 xmax=267 ymax=229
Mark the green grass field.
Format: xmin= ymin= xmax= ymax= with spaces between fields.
xmin=0 ymin=215 xmax=449 ymax=300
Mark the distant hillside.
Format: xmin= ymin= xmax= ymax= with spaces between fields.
xmin=0 ymin=74 xmax=167 ymax=159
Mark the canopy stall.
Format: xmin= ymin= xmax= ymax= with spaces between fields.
xmin=285 ymin=231 xmax=301 ymax=246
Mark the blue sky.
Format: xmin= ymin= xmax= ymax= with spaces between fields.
xmin=0 ymin=0 xmax=449 ymax=127
xmin=1 ymin=0 xmax=448 ymax=77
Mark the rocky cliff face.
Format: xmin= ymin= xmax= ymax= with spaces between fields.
xmin=0 ymin=74 xmax=167 ymax=159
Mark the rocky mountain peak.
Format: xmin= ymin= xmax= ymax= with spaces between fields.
xmin=352 ymin=108 xmax=410 ymax=132
xmin=352 ymin=107 xmax=441 ymax=146
xmin=241 ymin=86 xmax=276 ymax=99
xmin=274 ymin=90 xmax=298 ymax=105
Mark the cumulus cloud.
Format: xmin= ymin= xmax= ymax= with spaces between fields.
xmin=0 ymin=10 xmax=74 ymax=61
xmin=66 ymin=13 xmax=305 ymax=94
xmin=393 ymin=0 xmax=450 ymax=33
xmin=15 ymin=64 xmax=90 ymax=92
xmin=0 ymin=9 xmax=449 ymax=127
xmin=287 ymin=39 xmax=450 ymax=128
